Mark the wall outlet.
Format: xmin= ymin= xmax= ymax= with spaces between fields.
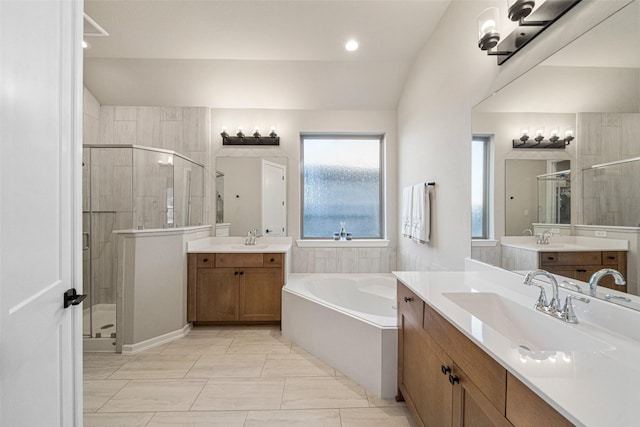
xmin=551 ymin=228 xmax=560 ymax=234
xmin=595 ymin=230 xmax=607 ymax=237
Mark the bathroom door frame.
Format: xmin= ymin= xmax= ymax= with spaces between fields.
xmin=0 ymin=0 xmax=84 ymax=425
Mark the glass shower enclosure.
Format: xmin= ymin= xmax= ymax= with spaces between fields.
xmin=82 ymin=145 xmax=205 ymax=351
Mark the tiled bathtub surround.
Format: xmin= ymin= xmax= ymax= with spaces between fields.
xmin=292 ymin=247 xmax=397 ymax=273
xmin=84 ymin=326 xmax=415 ymax=427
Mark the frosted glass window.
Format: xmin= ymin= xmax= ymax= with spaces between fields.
xmin=301 ymin=134 xmax=384 ymax=239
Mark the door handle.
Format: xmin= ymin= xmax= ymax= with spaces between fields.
xmin=63 ymin=288 xmax=87 ymax=309
xmin=83 ymin=232 xmax=90 ymax=251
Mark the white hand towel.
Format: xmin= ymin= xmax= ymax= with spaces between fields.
xmin=401 ymin=186 xmax=413 ymax=238
xmin=411 ymin=183 xmax=431 ymax=244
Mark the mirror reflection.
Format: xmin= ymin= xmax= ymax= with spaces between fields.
xmin=471 ymin=1 xmax=640 ymax=305
xmin=215 ymin=156 xmax=287 ymax=237
xmin=505 ymin=160 xmax=570 ymax=235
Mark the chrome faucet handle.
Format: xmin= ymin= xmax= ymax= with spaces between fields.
xmin=560 ymin=294 xmax=590 ymax=324
xmin=604 ymin=294 xmax=632 ymax=302
xmin=560 ymin=280 xmax=583 ymax=293
xmin=530 ymin=283 xmax=548 ymax=311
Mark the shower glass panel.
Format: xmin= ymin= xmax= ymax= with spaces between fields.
xmin=537 ymin=170 xmax=571 ymax=224
xmin=82 ymin=145 xmax=205 ymax=350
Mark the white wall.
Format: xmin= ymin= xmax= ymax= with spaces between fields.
xmin=395 ymin=0 xmax=630 ymax=271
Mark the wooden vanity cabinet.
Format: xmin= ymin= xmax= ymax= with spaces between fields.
xmin=397 ymin=282 xmax=573 ymax=427
xmin=188 ymin=252 xmax=285 ymax=323
xmin=539 ymin=250 xmax=627 ymax=292
xmin=398 ymin=285 xmax=452 ymax=427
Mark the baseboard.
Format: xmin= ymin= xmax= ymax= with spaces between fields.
xmin=121 ymin=323 xmax=192 ymax=354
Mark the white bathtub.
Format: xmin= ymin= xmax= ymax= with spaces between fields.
xmin=282 ymin=273 xmax=398 ymax=399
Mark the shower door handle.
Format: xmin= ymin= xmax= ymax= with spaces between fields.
xmin=63 ymin=288 xmax=87 ymax=309
xmin=83 ymin=232 xmax=90 ymax=251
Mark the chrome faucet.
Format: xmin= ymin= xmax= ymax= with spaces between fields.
xmin=588 ymin=268 xmax=626 ymax=297
xmin=536 ymin=230 xmax=552 ymax=245
xmin=245 ymin=229 xmax=260 ymax=245
xmin=524 ymin=269 xmax=591 ymax=323
xmin=523 ymin=269 xmax=561 ymax=313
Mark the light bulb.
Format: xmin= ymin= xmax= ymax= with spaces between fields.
xmin=345 ymin=39 xmax=359 ymax=52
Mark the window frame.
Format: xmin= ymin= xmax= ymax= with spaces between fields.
xmin=471 ymin=135 xmax=491 ymax=240
xmin=300 ymin=133 xmax=385 ymax=240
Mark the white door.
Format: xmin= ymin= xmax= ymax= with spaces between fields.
xmin=1 ymin=0 xmax=84 ymax=426
xmin=262 ymin=160 xmax=287 ymax=237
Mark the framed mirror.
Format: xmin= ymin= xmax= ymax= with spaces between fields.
xmin=471 ymin=0 xmax=640 ymax=303
xmin=215 ymin=156 xmax=287 ymax=237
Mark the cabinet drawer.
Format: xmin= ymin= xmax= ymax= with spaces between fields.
xmin=196 ymin=253 xmax=215 ymax=268
xmin=216 ymin=253 xmax=264 ymax=268
xmin=263 ymin=253 xmax=283 ymax=267
xmin=423 ymin=302 xmax=506 ymax=414
xmin=602 ymin=251 xmax=624 ymax=266
xmin=539 ymin=251 xmax=601 ymax=266
xmin=397 ymin=282 xmax=424 ymax=327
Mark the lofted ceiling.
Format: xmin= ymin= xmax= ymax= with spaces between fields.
xmin=83 ymin=0 xmax=451 ymax=110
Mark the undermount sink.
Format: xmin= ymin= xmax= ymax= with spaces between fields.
xmin=443 ymin=292 xmax=613 ymax=353
xmin=230 ymin=244 xmax=269 ymax=250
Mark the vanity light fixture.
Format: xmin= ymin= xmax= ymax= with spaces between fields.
xmin=221 ymin=126 xmax=279 ymax=146
xmin=478 ymin=0 xmax=582 ymax=65
xmin=512 ymin=126 xmax=573 ymax=149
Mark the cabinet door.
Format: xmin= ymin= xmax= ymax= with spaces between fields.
xmin=451 ymin=364 xmax=512 ymax=427
xmin=239 ymin=268 xmax=282 ymax=321
xmin=196 ymin=268 xmax=239 ymax=321
xmin=399 ymin=310 xmax=452 ymax=427
xmin=506 ymin=373 xmax=572 ymax=426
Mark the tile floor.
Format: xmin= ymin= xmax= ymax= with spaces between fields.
xmin=84 ymin=326 xmax=416 ymax=427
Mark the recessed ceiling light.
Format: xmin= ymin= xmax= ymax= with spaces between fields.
xmin=345 ymin=39 xmax=359 ymax=52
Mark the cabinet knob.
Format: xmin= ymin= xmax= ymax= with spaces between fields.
xmin=449 ymin=374 xmax=460 ymax=385
xmin=203 ymin=258 xmax=208 ymax=262
xmin=270 ymin=258 xmax=275 ymax=262
xmin=576 ymin=269 xmax=587 ymax=273
xmin=403 ymin=296 xmax=413 ymax=303
xmin=547 ymin=256 xmax=555 ymax=260
xmin=608 ymin=256 xmax=616 ymax=260
xmin=234 ymin=271 xmax=238 ymax=276
xmin=441 ymin=365 xmax=451 ymax=375
xmin=239 ymin=271 xmax=244 ymax=275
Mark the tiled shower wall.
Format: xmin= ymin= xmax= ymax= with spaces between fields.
xmin=576 ymin=113 xmax=640 ymax=226
xmin=82 ymin=87 xmax=212 ymax=306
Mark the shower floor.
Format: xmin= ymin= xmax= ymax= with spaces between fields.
xmin=83 ymin=303 xmax=116 ymax=338
xmin=84 ymin=303 xmax=117 ymax=352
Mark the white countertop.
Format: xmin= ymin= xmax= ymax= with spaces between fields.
xmin=501 ymin=235 xmax=629 ymax=252
xmin=187 ymin=236 xmax=292 ymax=253
xmin=393 ymin=268 xmax=640 ymax=427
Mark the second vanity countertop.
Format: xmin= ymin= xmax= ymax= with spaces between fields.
xmin=393 ymin=268 xmax=640 ymax=427
xmin=500 ymin=235 xmax=629 ymax=252
xmin=187 ymin=236 xmax=293 ymax=253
